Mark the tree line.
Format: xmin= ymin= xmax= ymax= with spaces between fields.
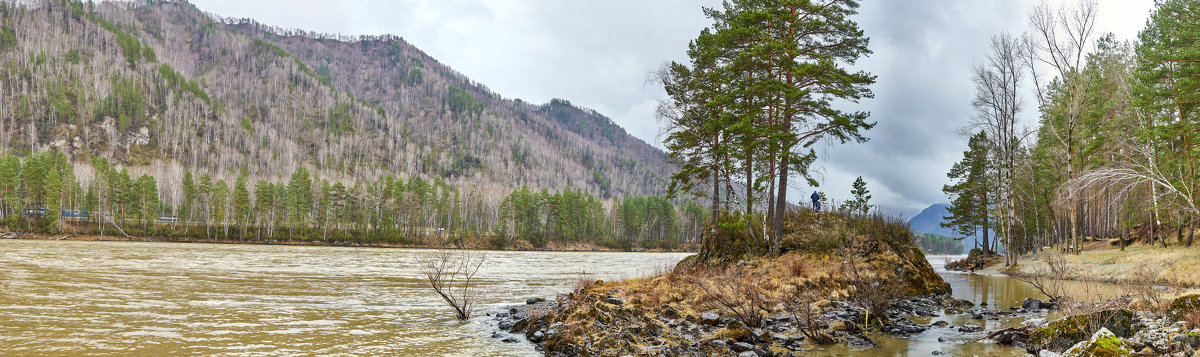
xmin=942 ymin=0 xmax=1200 ymax=266
xmin=0 ymin=149 xmax=706 ymax=250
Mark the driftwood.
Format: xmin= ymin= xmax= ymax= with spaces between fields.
xmin=983 ymin=326 xmax=1033 ymax=345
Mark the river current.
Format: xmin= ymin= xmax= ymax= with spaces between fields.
xmin=0 ymin=240 xmax=1129 ymax=356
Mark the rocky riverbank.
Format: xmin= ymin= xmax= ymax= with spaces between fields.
xmin=476 ymin=210 xmax=1001 ymax=356
xmin=981 ymin=294 xmax=1200 ymax=356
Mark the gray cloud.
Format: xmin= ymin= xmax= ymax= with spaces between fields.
xmin=189 ymin=0 xmax=1152 ymax=216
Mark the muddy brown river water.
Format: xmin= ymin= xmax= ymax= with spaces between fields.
xmin=0 ymin=240 xmax=1130 ymax=356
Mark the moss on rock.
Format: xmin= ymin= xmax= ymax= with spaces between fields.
xmin=1168 ymin=294 xmax=1200 ymax=322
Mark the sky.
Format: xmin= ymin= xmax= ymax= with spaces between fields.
xmin=189 ymin=0 xmax=1156 ymax=217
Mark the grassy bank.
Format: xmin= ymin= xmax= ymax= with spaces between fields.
xmin=1007 ymin=242 xmax=1200 ymax=288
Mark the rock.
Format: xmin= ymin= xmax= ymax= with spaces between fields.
xmin=943 ymin=298 xmax=975 ymax=308
xmin=526 ymin=298 xmax=538 ymax=305
xmin=846 ymin=334 xmax=877 ymax=348
xmin=1132 ymin=327 xmax=1169 ymax=352
xmin=1023 ymin=298 xmax=1043 ymax=310
xmin=1029 ymin=309 xmax=1135 ymax=352
xmin=661 ymin=306 xmax=681 ymax=319
xmin=729 ymin=341 xmax=755 ymax=353
xmin=719 ymin=320 xmax=753 ymax=342
xmin=972 ymin=314 xmax=985 ymax=320
xmin=830 ymin=320 xmax=849 ymax=331
xmin=771 ymin=312 xmax=792 ymax=322
xmin=498 ymin=320 xmax=514 ymax=330
xmin=1039 ymin=351 xmax=1062 ymax=357
xmin=605 ymin=295 xmax=625 ymax=305
xmin=501 ymin=337 xmax=519 ymax=343
xmin=737 ymin=351 xmax=759 ymax=357
xmin=1168 ymin=294 xmax=1200 ymax=321
xmin=1137 ymin=347 xmax=1156 ymax=356
xmin=491 ymin=332 xmax=505 ymax=338
xmin=932 ymin=320 xmax=949 ymax=327
xmin=530 ymin=330 xmax=545 ymax=343
xmin=1172 ymin=331 xmax=1200 ymax=349
xmin=959 ymin=325 xmax=982 ymax=333
xmin=701 ymin=312 xmax=721 ymax=326
xmin=1060 ymin=327 xmax=1130 ymax=357
xmin=1025 ymin=318 xmax=1048 ymax=328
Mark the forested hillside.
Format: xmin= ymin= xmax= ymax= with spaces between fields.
xmin=0 ymin=0 xmax=700 ymax=249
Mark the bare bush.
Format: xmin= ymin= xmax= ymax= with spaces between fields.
xmin=421 ymin=250 xmax=487 ymax=320
xmin=1185 ymin=311 xmax=1200 ymax=330
xmin=689 ymin=267 xmax=770 ymax=327
xmin=1013 ymin=251 xmax=1070 ymax=300
xmin=1128 ymin=264 xmax=1175 ymax=315
xmin=785 ymin=284 xmax=835 ymax=345
xmin=841 ymin=250 xmax=903 ymax=326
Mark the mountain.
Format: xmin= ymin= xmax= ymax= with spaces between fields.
xmin=908 ymin=203 xmax=1001 ymax=254
xmin=908 ymin=203 xmax=954 ymax=236
xmin=907 ymin=203 xmax=970 ymax=254
xmin=0 ymin=0 xmax=671 ymax=203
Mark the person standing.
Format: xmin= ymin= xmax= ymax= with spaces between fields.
xmin=811 ymin=191 xmax=821 ymax=212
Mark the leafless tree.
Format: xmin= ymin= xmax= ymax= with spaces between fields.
xmin=962 ymin=32 xmax=1030 ymax=267
xmin=1023 ymin=0 xmax=1099 ymax=254
xmin=420 ymin=249 xmax=487 ymax=320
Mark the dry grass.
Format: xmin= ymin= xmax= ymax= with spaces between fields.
xmin=1013 ymin=244 xmax=1200 ymax=288
xmin=1185 ymin=311 xmax=1200 ymax=330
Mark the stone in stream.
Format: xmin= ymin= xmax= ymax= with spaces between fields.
xmin=958 ymin=324 xmax=982 ymax=333
xmin=498 ymin=320 xmax=514 ymax=330
xmin=1022 ymin=297 xmax=1042 ymax=310
xmin=846 ymin=334 xmax=877 ymax=348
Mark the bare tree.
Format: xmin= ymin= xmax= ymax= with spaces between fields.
xmin=1023 ymin=0 xmax=1099 ymax=254
xmin=963 ymin=32 xmax=1029 ymax=267
xmin=420 ymin=249 xmax=487 ymax=320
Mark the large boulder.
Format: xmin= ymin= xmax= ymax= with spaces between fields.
xmin=1029 ymin=309 xmax=1134 ymax=352
xmin=1061 ymin=328 xmax=1131 ymax=357
xmin=1168 ymin=294 xmax=1200 ymax=322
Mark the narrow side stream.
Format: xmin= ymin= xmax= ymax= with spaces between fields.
xmin=806 ymin=254 xmax=1127 ymax=356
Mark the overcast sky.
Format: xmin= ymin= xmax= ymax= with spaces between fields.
xmin=190 ymin=0 xmax=1155 ymax=216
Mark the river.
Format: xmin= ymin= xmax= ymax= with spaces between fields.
xmin=0 ymin=239 xmax=686 ymax=356
xmin=0 ymin=241 xmax=1127 ymax=356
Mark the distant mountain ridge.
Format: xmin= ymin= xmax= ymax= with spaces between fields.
xmin=0 ymin=0 xmax=671 ymax=202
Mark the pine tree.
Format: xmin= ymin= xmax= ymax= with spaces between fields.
xmin=943 ymin=132 xmax=992 ymax=253
xmin=846 ymin=176 xmax=872 ymax=216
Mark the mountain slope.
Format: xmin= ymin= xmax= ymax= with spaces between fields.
xmin=908 ymin=203 xmax=956 ymax=237
xmin=908 ymin=203 xmax=997 ymax=254
xmin=0 ymin=0 xmax=670 ymax=205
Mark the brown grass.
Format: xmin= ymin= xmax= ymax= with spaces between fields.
xmin=1186 ymin=310 xmax=1200 ymax=330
